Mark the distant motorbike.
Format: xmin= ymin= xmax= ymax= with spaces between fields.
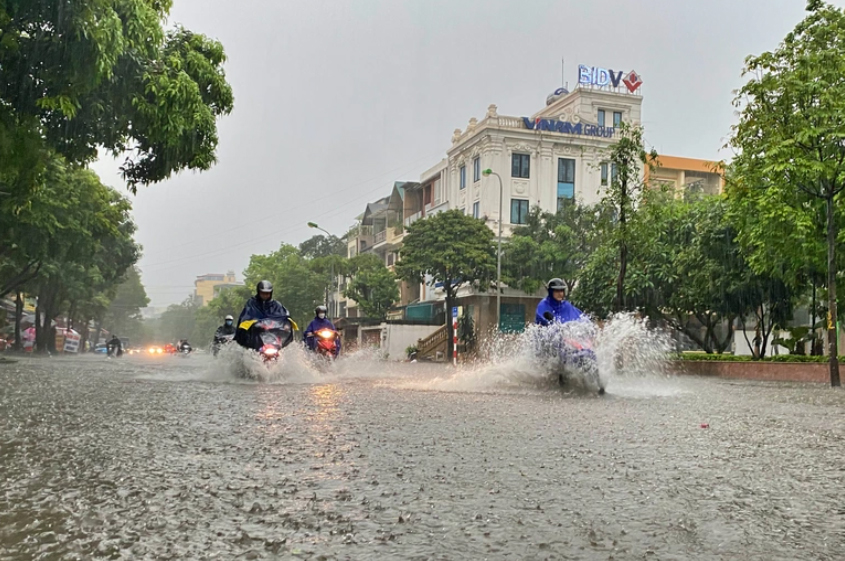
xmin=178 ymin=341 xmax=193 ymax=357
xmin=310 ymin=328 xmax=340 ymax=361
xmin=212 ymin=333 xmax=234 ymax=357
xmin=541 ymin=312 xmax=604 ymax=394
xmin=106 ymin=344 xmax=123 ymax=358
xmin=240 ymin=318 xmax=296 ymax=363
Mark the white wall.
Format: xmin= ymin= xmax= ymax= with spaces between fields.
xmin=733 ymin=330 xmax=789 ymax=356
xmin=380 ymin=324 xmax=442 ymax=360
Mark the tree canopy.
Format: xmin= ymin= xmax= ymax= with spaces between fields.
xmin=727 ymin=0 xmax=845 ymax=384
xmin=344 ymin=254 xmax=399 ymax=320
xmin=0 ymin=0 xmax=234 ymax=195
xmin=396 ymin=210 xmax=495 ymax=357
xmin=502 ymin=202 xmax=607 ymax=296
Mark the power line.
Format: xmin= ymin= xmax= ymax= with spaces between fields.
xmin=139 ymin=152 xmax=443 ymax=273
xmin=152 ymin=149 xmax=445 ymax=255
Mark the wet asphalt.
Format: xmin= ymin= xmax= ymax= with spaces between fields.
xmin=0 ymin=352 xmax=843 ymax=560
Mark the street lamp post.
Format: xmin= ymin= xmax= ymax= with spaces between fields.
xmin=307 ymin=222 xmax=336 ymax=318
xmin=482 ymin=169 xmax=503 ymax=332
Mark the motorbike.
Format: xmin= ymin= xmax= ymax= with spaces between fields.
xmin=106 ymin=344 xmax=123 ymax=358
xmin=310 ymin=328 xmax=340 ymax=361
xmin=212 ymin=333 xmax=235 ymax=357
xmin=240 ymin=318 xmax=296 ymax=362
xmin=541 ymin=312 xmax=604 ymax=395
xmin=178 ymin=342 xmax=193 ymax=357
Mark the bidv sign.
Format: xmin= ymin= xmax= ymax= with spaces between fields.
xmin=578 ymin=65 xmax=643 ymax=93
xmin=522 ymin=117 xmax=615 ymax=138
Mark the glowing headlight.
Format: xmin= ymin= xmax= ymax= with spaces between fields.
xmin=317 ymin=330 xmax=334 ymax=339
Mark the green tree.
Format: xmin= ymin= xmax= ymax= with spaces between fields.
xmin=156 ymin=297 xmax=201 ymax=345
xmin=576 ymin=194 xmax=795 ymax=356
xmin=18 ymin=164 xmax=140 ymax=352
xmin=0 ymin=1 xmax=234 ymax=192
xmin=728 ymin=0 xmax=845 ymax=385
xmin=299 ymin=235 xmax=347 ymax=259
xmin=602 ymin=122 xmax=658 ymax=312
xmin=242 ymin=244 xmax=326 ymax=324
xmin=502 ymin=202 xmax=607 ymax=295
xmin=395 ymin=210 xmax=496 ymax=360
xmin=102 ymin=267 xmax=150 ymax=344
xmin=343 ymin=254 xmax=399 ymax=319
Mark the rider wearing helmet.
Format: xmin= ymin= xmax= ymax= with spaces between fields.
xmin=535 ymin=278 xmax=583 ymax=326
xmin=214 ymin=314 xmax=236 ymax=339
xmin=303 ymin=305 xmax=341 ymax=355
xmin=234 ymin=280 xmax=290 ymax=347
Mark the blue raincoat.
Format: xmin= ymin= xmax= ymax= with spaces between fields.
xmin=303 ymin=317 xmax=341 ymax=354
xmin=235 ymin=296 xmax=290 ymax=348
xmin=535 ymin=288 xmax=583 ymax=326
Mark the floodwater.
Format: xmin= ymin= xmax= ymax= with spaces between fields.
xmin=1 ymin=349 xmax=844 ymax=560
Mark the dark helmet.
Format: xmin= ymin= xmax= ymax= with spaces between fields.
xmin=547 ymin=278 xmax=567 ymax=296
xmin=256 ymin=280 xmax=273 ymax=298
xmin=315 ymin=305 xmax=328 ymax=316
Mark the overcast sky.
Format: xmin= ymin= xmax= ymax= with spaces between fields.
xmin=90 ymin=0 xmax=828 ymax=307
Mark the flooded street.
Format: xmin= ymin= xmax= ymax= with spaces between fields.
xmin=1 ymin=353 xmax=844 ymax=560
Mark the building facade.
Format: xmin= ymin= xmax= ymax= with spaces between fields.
xmin=194 ymin=271 xmax=240 ymax=306
xmin=446 ymin=86 xmax=642 ymax=234
xmin=335 ymin=73 xmax=725 ymax=340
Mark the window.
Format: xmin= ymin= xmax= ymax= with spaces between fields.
xmin=472 ymin=201 xmax=480 ymax=219
xmin=459 ymin=165 xmax=466 ymax=190
xmin=473 ymin=157 xmax=480 ymax=182
xmin=597 ymin=109 xmax=606 ymax=128
xmin=557 ymin=158 xmax=575 ymax=208
xmin=510 ymin=199 xmax=529 ymax=224
xmin=613 ymin=111 xmax=622 ymax=128
xmin=611 ymin=163 xmax=619 ymax=184
xmin=601 ymin=163 xmax=608 ymax=186
xmin=511 ymin=153 xmax=530 ymax=179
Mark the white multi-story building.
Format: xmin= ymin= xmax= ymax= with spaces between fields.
xmin=446 ymin=84 xmax=642 ymax=234
xmin=339 ymin=74 xmax=654 ymax=332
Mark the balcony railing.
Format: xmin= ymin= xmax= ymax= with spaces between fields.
xmin=374 ymin=230 xmax=387 ymax=245
xmin=404 ymin=211 xmax=422 ymax=227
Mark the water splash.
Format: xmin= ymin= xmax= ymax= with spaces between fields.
xmin=405 ymin=313 xmax=675 ymax=395
xmin=203 ymin=343 xmax=411 ymax=384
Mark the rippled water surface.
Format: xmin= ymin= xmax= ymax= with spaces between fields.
xmin=1 ymin=352 xmax=843 ymax=560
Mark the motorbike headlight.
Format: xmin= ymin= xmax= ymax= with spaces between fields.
xmin=262 ymin=347 xmax=278 ymax=356
xmin=317 ymin=330 xmax=333 ymax=339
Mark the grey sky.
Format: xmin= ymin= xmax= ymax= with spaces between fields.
xmin=90 ymin=0 xmax=824 ymax=307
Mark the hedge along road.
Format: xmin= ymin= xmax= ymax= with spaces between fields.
xmin=0 ymin=353 xmax=843 ymax=560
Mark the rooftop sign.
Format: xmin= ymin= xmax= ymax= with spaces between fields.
xmin=522 ymin=117 xmax=615 ymax=138
xmin=578 ymin=64 xmax=643 ymax=93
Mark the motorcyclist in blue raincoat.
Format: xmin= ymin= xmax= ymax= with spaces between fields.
xmin=535 ymin=278 xmax=584 ymax=325
xmin=303 ymin=305 xmax=341 ymax=356
xmin=235 ymin=280 xmax=291 ymax=349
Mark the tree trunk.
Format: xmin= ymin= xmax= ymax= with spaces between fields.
xmin=445 ymin=291 xmax=455 ymax=364
xmin=826 ymin=195 xmax=840 ymax=386
xmin=811 ymin=280 xmax=818 ymax=355
xmin=34 ymin=302 xmax=43 ymax=353
xmin=615 ymin=188 xmax=628 ymax=313
xmin=13 ymin=291 xmax=23 ymax=351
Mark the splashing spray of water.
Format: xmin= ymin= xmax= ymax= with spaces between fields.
xmin=407 ymin=313 xmax=676 ymax=395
